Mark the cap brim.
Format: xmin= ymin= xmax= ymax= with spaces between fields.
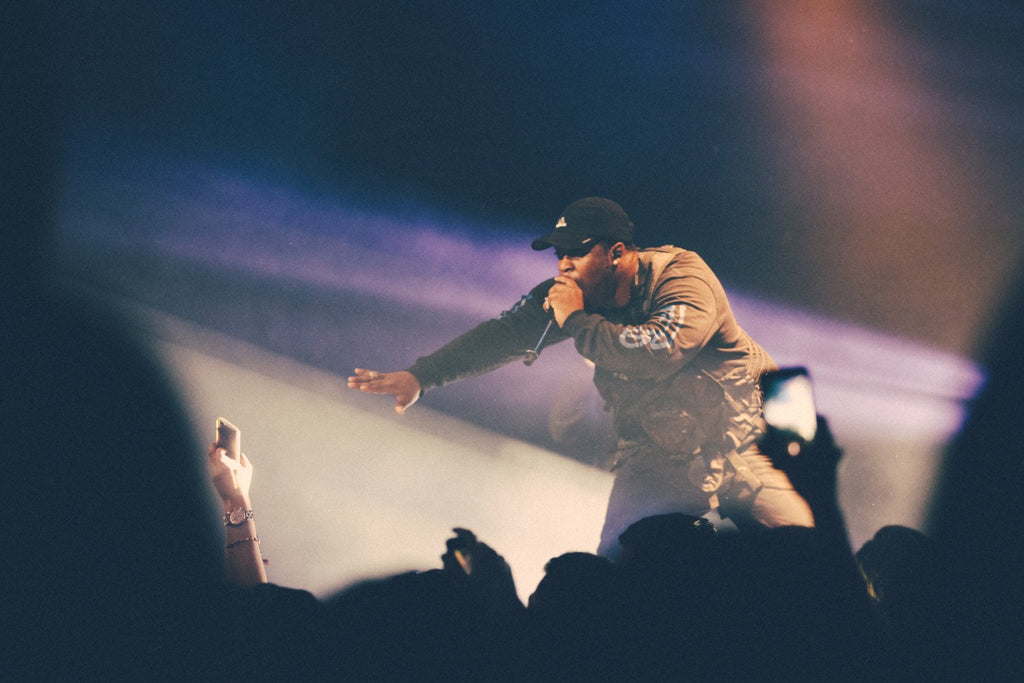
xmin=531 ymin=232 xmax=595 ymax=251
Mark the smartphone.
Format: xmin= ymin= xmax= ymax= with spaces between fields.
xmin=761 ymin=367 xmax=817 ymax=443
xmin=215 ymin=417 xmax=241 ymax=459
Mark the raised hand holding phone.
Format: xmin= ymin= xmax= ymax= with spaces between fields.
xmin=208 ymin=417 xmax=267 ymax=585
xmin=761 ymin=367 xmax=818 ymax=455
xmin=210 ymin=417 xmax=251 ymax=501
xmin=760 ymin=368 xmax=843 ymax=518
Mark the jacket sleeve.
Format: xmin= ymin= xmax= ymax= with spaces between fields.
xmin=407 ymin=279 xmax=568 ymax=392
xmin=561 ymin=266 xmax=719 ymax=381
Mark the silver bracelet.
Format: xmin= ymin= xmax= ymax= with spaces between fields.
xmin=225 ymin=536 xmax=260 ymax=550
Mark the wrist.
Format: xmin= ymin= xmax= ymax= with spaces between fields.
xmin=222 ymin=494 xmax=252 ymax=512
xmin=223 ymin=506 xmax=255 ymax=527
xmin=559 ymin=308 xmax=586 ymax=330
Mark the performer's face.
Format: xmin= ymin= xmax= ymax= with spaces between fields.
xmin=555 ymin=242 xmax=617 ymax=308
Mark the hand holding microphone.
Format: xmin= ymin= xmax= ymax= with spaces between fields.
xmin=524 ymin=277 xmax=583 ymax=366
xmin=546 ymin=276 xmax=584 ymax=326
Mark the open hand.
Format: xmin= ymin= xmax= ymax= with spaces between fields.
xmin=346 ymin=368 xmax=422 ymax=414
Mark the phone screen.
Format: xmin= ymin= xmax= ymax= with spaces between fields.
xmin=761 ymin=367 xmax=817 ymax=443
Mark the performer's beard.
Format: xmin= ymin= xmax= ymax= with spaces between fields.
xmin=582 ymin=264 xmax=620 ymax=312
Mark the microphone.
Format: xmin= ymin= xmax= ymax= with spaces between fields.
xmin=523 ymin=319 xmax=553 ymax=366
xmin=524 ymin=297 xmax=554 ymax=366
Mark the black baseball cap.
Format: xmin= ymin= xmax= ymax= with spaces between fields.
xmin=531 ymin=197 xmax=634 ymax=251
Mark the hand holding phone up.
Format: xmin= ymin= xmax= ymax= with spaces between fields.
xmin=209 ymin=417 xmax=253 ymax=506
xmin=760 ymin=368 xmax=842 ymax=512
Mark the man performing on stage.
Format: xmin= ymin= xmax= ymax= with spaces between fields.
xmin=347 ymin=197 xmax=813 ymax=555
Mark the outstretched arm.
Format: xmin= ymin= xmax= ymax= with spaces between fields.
xmin=348 ymin=280 xmax=565 ymax=410
xmin=208 ymin=443 xmax=268 ymax=586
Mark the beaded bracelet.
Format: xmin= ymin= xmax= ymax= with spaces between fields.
xmin=225 ymin=536 xmax=260 ymax=550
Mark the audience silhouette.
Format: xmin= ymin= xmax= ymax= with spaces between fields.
xmin=926 ymin=271 xmax=1024 ymax=681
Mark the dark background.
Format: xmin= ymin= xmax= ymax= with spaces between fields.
xmin=21 ymin=0 xmax=1024 ymax=360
